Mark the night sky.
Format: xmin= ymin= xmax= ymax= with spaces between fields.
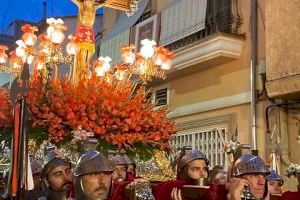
xmin=0 ymin=0 xmax=103 ymax=33
xmin=0 ymin=0 xmax=103 ymax=85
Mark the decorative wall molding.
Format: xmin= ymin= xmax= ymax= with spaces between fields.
xmin=168 ymin=91 xmax=251 ymax=118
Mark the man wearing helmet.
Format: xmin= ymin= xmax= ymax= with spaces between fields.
xmin=123 ymin=154 xmax=136 ymax=177
xmin=75 ymin=151 xmax=113 ymax=200
xmin=40 ymin=150 xmax=74 ymax=200
xmin=110 ymin=155 xmax=128 ymax=182
xmin=265 ymin=170 xmax=283 ymax=196
xmin=154 ymin=147 xmax=210 ymax=200
xmin=227 ymin=154 xmax=270 ymax=200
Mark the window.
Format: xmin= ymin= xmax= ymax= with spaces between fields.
xmin=155 ymin=88 xmax=168 ymax=107
xmin=132 ymin=14 xmax=160 ymax=51
xmin=147 ymin=87 xmax=169 ymax=107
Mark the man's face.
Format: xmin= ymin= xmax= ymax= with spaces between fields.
xmin=45 ymin=165 xmax=74 ymax=192
xmin=186 ymin=159 xmax=208 ymax=179
xmin=127 ymin=164 xmax=135 ymax=175
xmin=242 ymin=174 xmax=266 ymax=198
xmin=81 ymin=172 xmax=112 ymax=200
xmin=268 ymin=180 xmax=282 ymax=195
xmin=112 ymin=165 xmax=127 ymax=181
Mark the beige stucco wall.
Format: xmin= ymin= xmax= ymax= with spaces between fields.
xmin=266 ymin=0 xmax=300 ymax=81
xmin=265 ymin=0 xmax=300 ymax=98
xmin=264 ymin=0 xmax=300 ymax=191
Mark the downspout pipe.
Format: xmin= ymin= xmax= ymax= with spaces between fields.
xmin=250 ymin=0 xmax=258 ymax=153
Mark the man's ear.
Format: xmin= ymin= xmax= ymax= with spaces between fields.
xmin=43 ymin=177 xmax=50 ymax=187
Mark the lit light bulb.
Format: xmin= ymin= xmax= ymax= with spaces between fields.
xmin=27 ymin=55 xmax=35 ymax=64
xmin=98 ymin=56 xmax=112 ymax=72
xmin=140 ymin=39 xmax=156 ymax=58
xmin=66 ymin=41 xmax=80 ymax=55
xmin=161 ymin=58 xmax=172 ymax=70
xmin=121 ymin=45 xmax=136 ymax=65
xmin=0 ymin=52 xmax=8 ymax=64
xmin=153 ymin=53 xmax=165 ymax=66
xmin=0 ymin=45 xmax=8 ymax=64
xmin=47 ymin=26 xmax=55 ymax=38
xmin=95 ymin=66 xmax=105 ymax=77
xmin=22 ymin=33 xmax=37 ymax=46
xmin=50 ymin=30 xmax=65 ymax=44
xmin=16 ymin=47 xmax=26 ymax=57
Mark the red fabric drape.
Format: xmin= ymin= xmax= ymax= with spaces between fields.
xmin=11 ymin=103 xmax=21 ymax=196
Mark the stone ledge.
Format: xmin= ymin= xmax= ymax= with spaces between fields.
xmin=266 ymin=74 xmax=300 ymax=99
xmin=170 ymin=33 xmax=245 ymax=72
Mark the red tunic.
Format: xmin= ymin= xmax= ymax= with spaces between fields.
xmin=110 ymin=180 xmax=131 ymax=200
xmin=126 ymin=172 xmax=136 ymax=182
xmin=154 ymin=180 xmax=228 ymax=200
xmin=281 ymin=191 xmax=300 ymax=200
xmin=154 ymin=180 xmax=187 ymax=200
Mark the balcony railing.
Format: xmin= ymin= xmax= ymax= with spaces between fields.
xmin=165 ymin=0 xmax=242 ymax=52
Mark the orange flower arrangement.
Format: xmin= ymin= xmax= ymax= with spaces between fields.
xmin=0 ymin=88 xmax=12 ymax=129
xmin=26 ymin=73 xmax=176 ymax=151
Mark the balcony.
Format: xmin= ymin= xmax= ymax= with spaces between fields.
xmin=100 ymin=0 xmax=245 ymax=74
xmin=163 ymin=0 xmax=245 ymax=76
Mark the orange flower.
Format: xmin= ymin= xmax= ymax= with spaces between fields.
xmin=26 ymin=74 xmax=176 ymax=149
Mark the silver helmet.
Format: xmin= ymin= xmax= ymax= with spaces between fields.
xmin=233 ymin=154 xmax=269 ymax=177
xmin=110 ymin=154 xmax=127 ymax=167
xmin=75 ymin=151 xmax=112 ymax=177
xmin=123 ymin=154 xmax=135 ymax=165
xmin=177 ymin=149 xmax=209 ymax=172
xmin=41 ymin=150 xmax=71 ymax=178
xmin=31 ymin=159 xmax=43 ymax=175
xmin=265 ymin=170 xmax=283 ymax=183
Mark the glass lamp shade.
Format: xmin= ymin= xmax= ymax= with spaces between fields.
xmin=66 ymin=41 xmax=80 ymax=55
xmin=22 ymin=32 xmax=37 ymax=46
xmin=27 ymin=55 xmax=35 ymax=64
xmin=140 ymin=39 xmax=156 ymax=58
xmin=97 ymin=56 xmax=111 ymax=72
xmin=0 ymin=52 xmax=8 ymax=64
xmin=122 ymin=51 xmax=135 ymax=65
xmin=121 ymin=45 xmax=136 ymax=64
xmin=140 ymin=45 xmax=155 ymax=58
xmin=161 ymin=58 xmax=172 ymax=70
xmin=34 ymin=56 xmax=46 ymax=70
xmin=153 ymin=53 xmax=166 ymax=66
xmin=116 ymin=65 xmax=128 ymax=80
xmin=50 ymin=30 xmax=65 ymax=44
xmin=47 ymin=26 xmax=55 ymax=38
xmin=95 ymin=66 xmax=105 ymax=77
xmin=16 ymin=47 xmax=26 ymax=57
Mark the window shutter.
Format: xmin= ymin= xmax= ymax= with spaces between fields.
xmin=155 ymin=88 xmax=168 ymax=107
